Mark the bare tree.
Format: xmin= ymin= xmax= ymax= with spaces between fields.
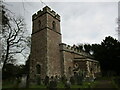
xmin=1 ymin=5 xmax=30 ymax=72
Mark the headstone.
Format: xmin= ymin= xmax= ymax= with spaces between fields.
xmin=19 ymin=75 xmax=27 ymax=88
xmin=64 ymin=80 xmax=71 ymax=89
xmin=44 ymin=75 xmax=49 ymax=86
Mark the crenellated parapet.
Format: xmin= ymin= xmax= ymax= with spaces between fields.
xmin=32 ymin=6 xmax=60 ymax=21
xmin=59 ymin=43 xmax=93 ymax=58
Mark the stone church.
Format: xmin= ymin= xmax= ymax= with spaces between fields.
xmin=28 ymin=6 xmax=100 ymax=82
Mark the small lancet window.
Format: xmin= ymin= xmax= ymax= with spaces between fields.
xmin=36 ymin=64 xmax=41 ymax=74
xmin=38 ymin=20 xmax=41 ymax=30
xmin=52 ymin=21 xmax=56 ymax=31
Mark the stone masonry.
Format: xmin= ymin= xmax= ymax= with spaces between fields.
xmin=29 ymin=6 xmax=101 ymax=83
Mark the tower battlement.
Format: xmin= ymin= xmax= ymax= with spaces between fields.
xmin=32 ymin=6 xmax=60 ymax=21
xmin=29 ymin=6 xmax=100 ymax=82
xmin=59 ymin=43 xmax=93 ymax=58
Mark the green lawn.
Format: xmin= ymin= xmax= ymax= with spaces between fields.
xmin=30 ymin=84 xmax=46 ymax=88
xmin=29 ymin=81 xmax=97 ymax=88
xmin=2 ymin=77 xmax=120 ymax=89
xmin=2 ymin=80 xmax=97 ymax=89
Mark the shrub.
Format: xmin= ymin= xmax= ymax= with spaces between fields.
xmin=114 ymin=77 xmax=120 ymax=88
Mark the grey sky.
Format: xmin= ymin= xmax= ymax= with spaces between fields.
xmin=118 ymin=1 xmax=120 ymax=41
xmin=4 ymin=1 xmax=119 ymax=64
xmin=5 ymin=2 xmax=118 ymax=45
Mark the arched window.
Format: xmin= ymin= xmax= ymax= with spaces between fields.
xmin=52 ymin=21 xmax=56 ymax=31
xmin=36 ymin=64 xmax=41 ymax=74
xmin=38 ymin=20 xmax=41 ymax=30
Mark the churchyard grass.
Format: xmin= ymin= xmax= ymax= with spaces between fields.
xmin=29 ymin=81 xmax=97 ymax=88
xmin=2 ymin=80 xmax=97 ymax=88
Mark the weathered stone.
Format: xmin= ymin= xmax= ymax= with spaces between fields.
xmin=28 ymin=6 xmax=101 ymax=84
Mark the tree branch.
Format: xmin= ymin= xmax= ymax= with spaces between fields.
xmin=9 ymin=18 xmax=22 ymax=42
xmin=9 ymin=47 xmax=26 ymax=54
xmin=9 ymin=37 xmax=22 ymax=46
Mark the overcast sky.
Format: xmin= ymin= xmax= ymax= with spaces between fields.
xmin=5 ymin=1 xmax=119 ymax=45
xmin=3 ymin=1 xmax=119 ymax=64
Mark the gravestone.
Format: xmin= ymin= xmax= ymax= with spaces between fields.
xmin=19 ymin=74 xmax=27 ymax=88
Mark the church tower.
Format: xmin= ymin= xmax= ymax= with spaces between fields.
xmin=29 ymin=6 xmax=62 ymax=81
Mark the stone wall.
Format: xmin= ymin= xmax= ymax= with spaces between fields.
xmin=46 ymin=7 xmax=62 ymax=77
xmin=29 ymin=6 xmax=101 ymax=84
xmin=59 ymin=43 xmax=93 ymax=58
xmin=29 ymin=6 xmax=62 ymax=81
xmin=86 ymin=60 xmax=101 ymax=78
xmin=32 ymin=6 xmax=60 ymax=21
xmin=47 ymin=28 xmax=62 ymax=77
xmin=29 ymin=25 xmax=47 ymax=80
xmin=62 ymin=51 xmax=74 ymax=77
xmin=60 ymin=43 xmax=100 ymax=78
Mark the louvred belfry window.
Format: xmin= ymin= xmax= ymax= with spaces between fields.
xmin=52 ymin=21 xmax=56 ymax=31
